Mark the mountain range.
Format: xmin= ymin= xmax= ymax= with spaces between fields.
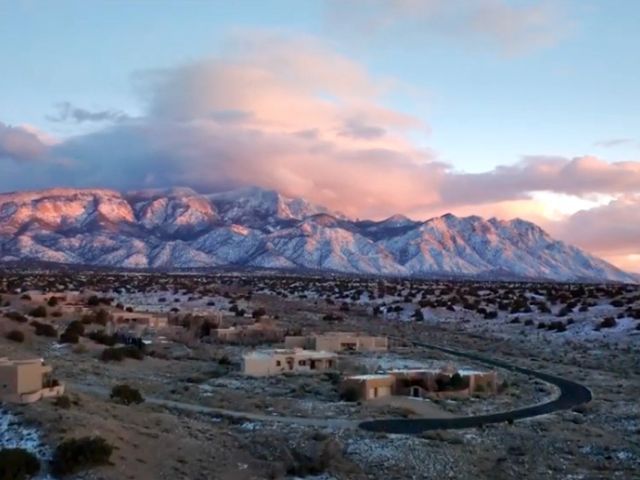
xmin=0 ymin=186 xmax=635 ymax=282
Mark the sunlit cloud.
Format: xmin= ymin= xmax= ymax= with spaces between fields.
xmin=0 ymin=31 xmax=638 ymax=271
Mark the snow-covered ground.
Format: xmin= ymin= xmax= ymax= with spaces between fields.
xmin=0 ymin=408 xmax=53 ymax=479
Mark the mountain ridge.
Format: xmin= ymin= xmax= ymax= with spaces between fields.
xmin=0 ymin=186 xmax=635 ymax=283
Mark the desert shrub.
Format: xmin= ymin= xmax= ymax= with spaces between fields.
xmin=31 ymin=321 xmax=57 ymax=337
xmin=51 ymin=311 xmax=62 ymax=318
xmin=54 ymin=395 xmax=72 ymax=409
xmin=20 ymin=294 xmax=31 ymax=301
xmin=59 ymin=331 xmax=79 ymax=344
xmin=65 ymin=321 xmax=85 ymax=336
xmin=50 ymin=437 xmax=113 ymax=476
xmin=217 ymin=354 xmax=232 ymax=366
xmin=412 ymin=309 xmax=424 ymax=321
xmin=0 ymin=448 xmax=40 ymax=480
xmin=100 ymin=346 xmax=144 ymax=362
xmin=251 ymin=307 xmax=267 ymax=319
xmin=339 ymin=385 xmax=360 ymax=402
xmin=6 ymin=330 xmax=25 ymax=343
xmin=524 ymin=319 xmax=534 ymax=326
xmin=47 ymin=297 xmax=59 ymax=307
xmin=87 ymin=331 xmax=117 ymax=346
xmin=110 ymin=384 xmax=144 ymax=405
xmin=598 ymin=317 xmax=617 ymax=329
xmin=5 ymin=311 xmax=27 ymax=323
xmin=86 ymin=295 xmax=100 ymax=306
xmin=28 ymin=306 xmax=47 ymax=318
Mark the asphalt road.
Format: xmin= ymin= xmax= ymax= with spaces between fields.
xmin=72 ymin=340 xmax=592 ymax=436
xmin=358 ymin=339 xmax=593 ymax=434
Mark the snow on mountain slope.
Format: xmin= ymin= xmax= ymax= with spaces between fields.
xmin=0 ymin=186 xmax=635 ymax=282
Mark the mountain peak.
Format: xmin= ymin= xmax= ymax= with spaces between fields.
xmin=0 ymin=186 xmax=634 ymax=282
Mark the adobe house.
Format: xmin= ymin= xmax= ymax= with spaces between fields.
xmin=340 ymin=374 xmax=396 ymax=400
xmin=211 ymin=320 xmax=284 ymax=344
xmin=107 ymin=310 xmax=169 ymax=335
xmin=0 ymin=357 xmax=65 ymax=404
xmin=341 ymin=366 xmax=498 ymax=402
xmin=242 ymin=348 xmax=338 ymax=377
xmin=284 ymin=332 xmax=388 ymax=352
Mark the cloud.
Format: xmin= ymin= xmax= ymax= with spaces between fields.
xmin=0 ymin=31 xmax=637 ymax=272
xmin=441 ymin=155 xmax=640 ymax=206
xmin=0 ymin=122 xmax=51 ymax=162
xmin=552 ymin=195 xmax=640 ymax=255
xmin=47 ymin=102 xmax=129 ymax=123
xmin=548 ymin=195 xmax=640 ymax=272
xmin=323 ymin=0 xmax=571 ymax=55
xmin=594 ymin=137 xmax=637 ymax=148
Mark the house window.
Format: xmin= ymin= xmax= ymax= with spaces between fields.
xmin=276 ymin=360 xmax=281 ymax=367
xmin=298 ymin=360 xmax=306 ymax=366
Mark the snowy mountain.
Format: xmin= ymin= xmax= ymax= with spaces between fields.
xmin=0 ymin=186 xmax=635 ymax=282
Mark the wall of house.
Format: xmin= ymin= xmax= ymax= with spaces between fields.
xmin=0 ymin=366 xmax=19 ymax=397
xmin=284 ymin=336 xmax=308 ymax=349
xmin=15 ymin=363 xmax=45 ymax=395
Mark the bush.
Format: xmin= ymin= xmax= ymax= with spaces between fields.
xmin=65 ymin=321 xmax=85 ymax=336
xmin=54 ymin=395 xmax=72 ymax=409
xmin=599 ymin=317 xmax=617 ymax=329
xmin=6 ymin=330 xmax=25 ymax=343
xmin=5 ymin=311 xmax=27 ymax=323
xmin=100 ymin=346 xmax=144 ymax=362
xmin=47 ymin=297 xmax=59 ymax=307
xmin=87 ymin=331 xmax=117 ymax=346
xmin=0 ymin=448 xmax=40 ymax=480
xmin=28 ymin=306 xmax=47 ymax=318
xmin=31 ymin=321 xmax=57 ymax=337
xmin=59 ymin=331 xmax=79 ymax=344
xmin=339 ymin=385 xmax=360 ymax=402
xmin=110 ymin=384 xmax=144 ymax=405
xmin=50 ymin=437 xmax=113 ymax=476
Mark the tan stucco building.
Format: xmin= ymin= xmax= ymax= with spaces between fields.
xmin=107 ymin=311 xmax=169 ymax=335
xmin=242 ymin=348 xmax=338 ymax=377
xmin=341 ymin=366 xmax=498 ymax=401
xmin=0 ymin=357 xmax=65 ymax=404
xmin=284 ymin=332 xmax=388 ymax=352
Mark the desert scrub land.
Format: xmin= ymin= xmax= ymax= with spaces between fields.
xmin=0 ymin=270 xmax=638 ymax=479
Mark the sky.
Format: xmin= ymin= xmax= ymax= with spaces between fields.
xmin=0 ymin=0 xmax=639 ymax=272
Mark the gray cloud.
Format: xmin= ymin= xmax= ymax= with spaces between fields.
xmin=47 ymin=102 xmax=129 ymax=123
xmin=339 ymin=119 xmax=386 ymax=140
xmin=323 ymin=0 xmax=571 ymax=55
xmin=0 ymin=122 xmax=49 ymax=162
xmin=594 ymin=138 xmax=637 ymax=148
xmin=441 ymin=155 xmax=640 ymax=206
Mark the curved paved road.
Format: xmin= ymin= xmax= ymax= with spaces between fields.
xmin=72 ymin=340 xmax=592 ymax=435
xmin=359 ymin=339 xmax=593 ymax=434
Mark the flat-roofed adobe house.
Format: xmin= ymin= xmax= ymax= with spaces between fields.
xmin=341 ymin=366 xmax=498 ymax=401
xmin=0 ymin=357 xmax=65 ymax=404
xmin=284 ymin=332 xmax=388 ymax=352
xmin=242 ymin=348 xmax=338 ymax=377
xmin=107 ymin=311 xmax=169 ymax=335
xmin=340 ymin=374 xmax=396 ymax=400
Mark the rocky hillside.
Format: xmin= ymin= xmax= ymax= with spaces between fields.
xmin=0 ymin=186 xmax=634 ymax=282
